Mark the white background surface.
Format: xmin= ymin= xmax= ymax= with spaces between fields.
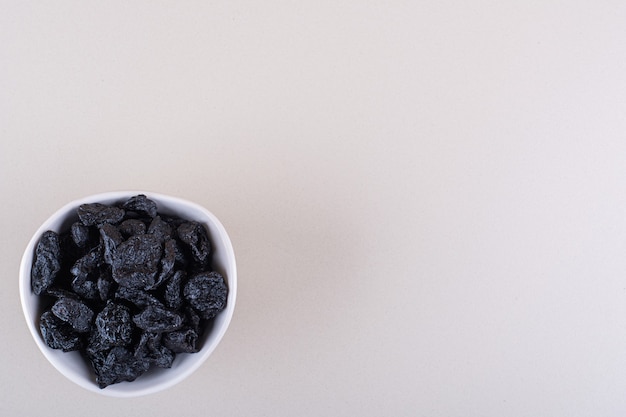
xmin=2 ymin=1 xmax=626 ymax=416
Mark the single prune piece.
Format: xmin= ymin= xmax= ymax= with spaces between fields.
xmin=184 ymin=306 xmax=202 ymax=335
xmin=78 ymin=203 xmax=125 ymax=226
xmin=90 ymin=346 xmax=150 ymax=388
xmin=99 ymin=223 xmax=123 ymax=265
xmin=183 ymin=272 xmax=228 ymax=319
xmin=70 ymin=222 xmax=91 ymax=248
xmin=147 ymin=216 xmax=174 ymax=243
xmin=115 ymin=286 xmax=163 ymax=309
xmin=132 ymin=305 xmax=185 ymax=333
xmin=177 ymin=222 xmax=211 ymax=267
xmin=121 ymin=194 xmax=158 ymax=218
xmin=118 ymin=219 xmax=146 ymax=237
xmin=32 ymin=231 xmax=62 ymax=295
xmin=72 ymin=275 xmax=99 ymax=300
xmin=51 ymin=297 xmax=94 ymax=333
xmin=70 ymin=247 xmax=102 ymax=280
xmin=39 ymin=310 xmax=83 ymax=352
xmin=93 ymin=301 xmax=133 ymax=349
xmin=150 ymin=238 xmax=175 ymax=290
xmin=110 ymin=234 xmax=162 ymax=289
xmin=162 ymin=328 xmax=198 ymax=353
xmin=135 ymin=332 xmax=175 ymax=368
xmin=164 ymin=270 xmax=185 ymax=310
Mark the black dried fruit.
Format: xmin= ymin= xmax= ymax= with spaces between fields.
xmin=121 ymin=194 xmax=158 ymax=218
xmin=162 ymin=328 xmax=198 ymax=353
xmin=115 ymin=286 xmax=163 ymax=309
xmin=177 ymin=222 xmax=211 ymax=267
xmin=39 ymin=310 xmax=83 ymax=352
xmin=32 ymin=231 xmax=62 ymax=295
xmin=164 ymin=270 xmax=185 ymax=310
xmin=90 ymin=347 xmax=150 ymax=388
xmin=110 ymin=234 xmax=162 ymax=289
xmin=148 ymin=216 xmax=174 ymax=243
xmin=133 ymin=305 xmax=185 ymax=333
xmin=51 ymin=297 xmax=94 ymax=333
xmin=118 ymin=219 xmax=146 ymax=237
xmin=70 ymin=247 xmax=102 ymax=281
xmin=32 ymin=194 xmax=230 ymax=388
xmin=99 ymin=223 xmax=123 ymax=265
xmin=151 ymin=238 xmax=176 ymax=289
xmin=93 ymin=302 xmax=133 ymax=349
xmin=70 ymin=222 xmax=90 ymax=248
xmin=183 ymin=272 xmax=228 ymax=319
xmin=135 ymin=332 xmax=175 ymax=368
xmin=78 ymin=203 xmax=125 ymax=226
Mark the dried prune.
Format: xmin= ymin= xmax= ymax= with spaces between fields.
xmin=70 ymin=247 xmax=102 ymax=281
xmin=183 ymin=272 xmax=227 ymax=319
xmin=162 ymin=328 xmax=198 ymax=353
xmin=115 ymin=286 xmax=163 ymax=309
xmin=148 ymin=216 xmax=174 ymax=243
xmin=151 ymin=238 xmax=176 ymax=289
xmin=164 ymin=270 xmax=185 ymax=310
xmin=110 ymin=234 xmax=162 ymax=289
xmin=32 ymin=231 xmax=62 ymax=295
xmin=99 ymin=223 xmax=123 ymax=264
xmin=32 ymin=194 xmax=230 ymax=388
xmin=121 ymin=194 xmax=158 ymax=218
xmin=177 ymin=222 xmax=211 ymax=267
xmin=133 ymin=305 xmax=185 ymax=333
xmin=51 ymin=297 xmax=94 ymax=333
xmin=78 ymin=203 xmax=125 ymax=226
xmin=39 ymin=310 xmax=83 ymax=352
xmin=90 ymin=347 xmax=150 ymax=388
xmin=70 ymin=222 xmax=91 ymax=248
xmin=135 ymin=332 xmax=175 ymax=368
xmin=118 ymin=219 xmax=146 ymax=237
xmin=93 ymin=301 xmax=133 ymax=349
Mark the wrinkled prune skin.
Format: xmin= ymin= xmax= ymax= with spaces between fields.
xmin=151 ymin=238 xmax=176 ymax=289
xmin=51 ymin=297 xmax=94 ymax=333
xmin=77 ymin=203 xmax=125 ymax=226
xmin=177 ymin=222 xmax=211 ymax=267
xmin=162 ymin=328 xmax=198 ymax=353
xmin=135 ymin=332 xmax=175 ymax=368
xmin=164 ymin=270 xmax=185 ymax=310
xmin=92 ymin=302 xmax=133 ymax=349
xmin=99 ymin=223 xmax=123 ymax=265
xmin=148 ymin=216 xmax=174 ymax=243
xmin=70 ymin=247 xmax=102 ymax=281
xmin=32 ymin=231 xmax=62 ymax=295
xmin=40 ymin=310 xmax=83 ymax=352
xmin=115 ymin=286 xmax=163 ymax=309
xmin=183 ymin=272 xmax=228 ymax=319
xmin=32 ymin=195 xmax=230 ymax=388
xmin=118 ymin=219 xmax=146 ymax=237
xmin=70 ymin=222 xmax=91 ymax=248
xmin=133 ymin=305 xmax=185 ymax=333
xmin=121 ymin=194 xmax=158 ymax=218
xmin=90 ymin=347 xmax=150 ymax=388
xmin=110 ymin=234 xmax=162 ymax=289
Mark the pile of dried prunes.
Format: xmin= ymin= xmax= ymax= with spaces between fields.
xmin=31 ymin=194 xmax=228 ymax=388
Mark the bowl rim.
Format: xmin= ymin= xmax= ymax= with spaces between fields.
xmin=19 ymin=190 xmax=237 ymax=397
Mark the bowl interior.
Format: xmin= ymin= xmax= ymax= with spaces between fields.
xmin=19 ymin=191 xmax=237 ymax=397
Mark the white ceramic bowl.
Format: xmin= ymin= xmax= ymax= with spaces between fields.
xmin=19 ymin=191 xmax=237 ymax=397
